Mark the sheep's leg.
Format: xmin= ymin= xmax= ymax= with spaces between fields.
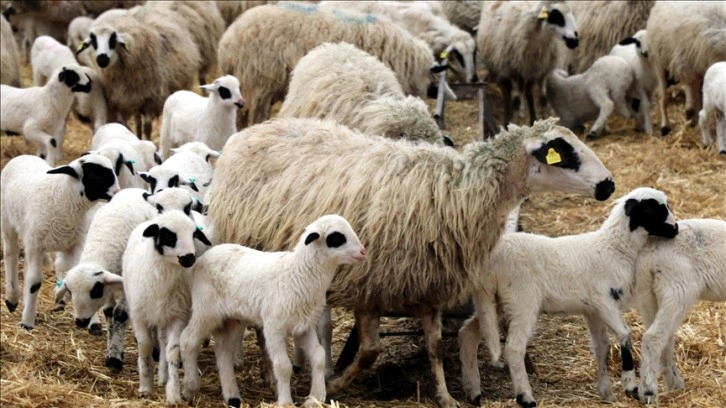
xmin=498 ymin=77 xmax=514 ymax=125
xmin=255 ymin=327 xmax=276 ymax=392
xmin=502 ymin=307 xmax=539 ymax=408
xmin=181 ymin=312 xmax=213 ymax=403
xmin=133 ymin=322 xmax=155 ymax=397
xmin=143 ymin=113 xmax=153 ymax=141
xmin=105 ymin=301 xmax=128 ymax=372
xmin=655 ymin=67 xmax=671 ymax=135
xmin=214 ymin=321 xmax=245 ymax=408
xmin=596 ymin=307 xmax=636 ymax=397
xmin=54 ymin=247 xmax=81 ymax=313
xmin=164 ymin=318 xmax=185 ymax=405
xmin=327 ymin=310 xmax=381 ymax=395
xmin=23 ymin=127 xmax=59 ymax=165
xmin=295 ymin=328 xmax=327 ymax=406
xmin=699 ymin=107 xmax=712 ymax=148
xmin=586 ymin=87 xmax=615 ymax=139
xmin=19 ymin=246 xmax=44 ymax=330
xmin=583 ymin=314 xmax=616 ymax=402
xmin=134 ymin=113 xmax=143 ymax=139
xmin=263 ymin=326 xmax=294 ymax=406
xmin=683 ymin=82 xmax=702 ymax=125
xmin=524 ymin=80 xmax=537 ymax=125
xmin=2 ymin=227 xmax=20 ymax=313
xmin=660 ymin=333 xmax=684 ymax=391
xmin=156 ymin=327 xmax=168 ymax=386
xmin=417 ymin=307 xmax=458 ymax=408
xmin=716 ymin=116 xmax=726 ymax=154
xmin=293 ymin=304 xmax=334 ymax=378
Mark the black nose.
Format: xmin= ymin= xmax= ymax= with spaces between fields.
xmin=594 ymin=179 xmax=615 ymax=201
xmin=234 ymin=102 xmax=244 ymax=109
xmin=75 ymin=318 xmax=91 ymax=328
xmin=96 ymin=54 xmax=110 ymax=68
xmin=178 ymin=253 xmax=196 ymax=268
xmin=471 ymin=73 xmax=479 ymax=82
xmin=565 ymin=37 xmax=579 ymax=49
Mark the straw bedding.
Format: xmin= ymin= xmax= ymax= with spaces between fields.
xmin=1 ymin=63 xmax=724 ymax=408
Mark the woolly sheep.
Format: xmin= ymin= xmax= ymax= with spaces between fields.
xmin=478 ymin=1 xmax=579 ymax=125
xmin=159 ymin=75 xmax=245 ymax=158
xmin=218 ymin=2 xmax=448 ymax=127
xmin=441 ymin=0 xmax=482 ymax=35
xmin=635 ymin=218 xmax=726 ymax=404
xmin=0 ymin=14 xmax=20 ymax=87
xmin=122 ymin=211 xmax=212 ymax=404
xmin=1 ymin=154 xmax=120 ymax=330
xmin=77 ymin=4 xmax=202 ymax=139
xmin=458 ymin=187 xmax=679 ymax=407
xmin=646 ymin=1 xmax=726 ymax=135
xmin=68 ymin=9 xmax=128 ymax=67
xmin=545 ymin=55 xmax=648 ymax=138
xmin=278 ymin=42 xmax=442 ymax=144
xmin=92 ymin=123 xmax=162 ymax=172
xmin=214 ymin=0 xmax=268 ymax=28
xmin=698 ymin=62 xmax=726 ymax=154
xmin=180 ymin=214 xmax=366 ymax=407
xmin=0 ymin=64 xmax=93 ymax=165
xmin=205 ymin=117 xmax=615 ymax=407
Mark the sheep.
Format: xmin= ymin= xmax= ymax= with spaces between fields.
xmin=545 ymin=55 xmax=648 ymax=138
xmin=159 ymin=75 xmax=245 ymax=159
xmin=122 ymin=210 xmax=212 ymax=404
xmin=458 ymin=187 xmax=679 ymax=407
xmin=1 ymin=154 xmax=120 ymax=330
xmin=214 ymin=0 xmax=268 ymax=28
xmin=565 ymin=1 xmax=656 ymax=74
xmin=180 ymin=214 xmax=366 ymax=407
xmin=698 ymin=62 xmax=726 ymax=155
xmin=477 ymin=1 xmax=579 ymax=126
xmin=69 ymin=9 xmax=129 ymax=67
xmin=646 ymin=1 xmax=726 ymax=135
xmin=1 ymin=14 xmax=20 ymax=87
xmin=77 ymin=3 xmax=202 ymax=139
xmin=218 ymin=2 xmax=449 ymax=127
xmin=56 ymin=187 xmax=202 ymax=370
xmin=635 ymin=218 xmax=726 ymax=404
xmin=30 ymin=35 xmax=108 ymax=132
xmin=278 ymin=42 xmax=442 ymax=144
xmin=140 ymin=143 xmax=217 ymax=203
xmin=205 ymin=116 xmax=615 ymax=407
xmin=440 ymin=0 xmax=482 ymax=35
xmin=0 ymin=64 xmax=93 ymax=165
xmin=92 ymin=123 xmax=162 ymax=172
xmin=90 ymin=139 xmax=147 ymax=189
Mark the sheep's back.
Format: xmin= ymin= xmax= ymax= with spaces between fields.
xmin=0 ymin=16 xmax=20 ymax=87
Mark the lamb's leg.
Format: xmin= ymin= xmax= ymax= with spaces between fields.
xmin=255 ymin=327 xmax=276 ymax=392
xmin=655 ymin=67 xmax=671 ymax=135
xmin=295 ymin=328 xmax=327 ymax=406
xmin=263 ymin=327 xmax=294 ymax=406
xmin=699 ymin=107 xmax=712 ymax=148
xmin=156 ymin=327 xmax=168 ymax=386
xmin=498 ymin=77 xmax=514 ymax=125
xmin=23 ymin=128 xmax=59 ymax=165
xmin=327 ymin=310 xmax=381 ymax=395
xmin=596 ymin=306 xmax=636 ymax=398
xmin=586 ymin=87 xmax=615 ymax=139
xmin=164 ymin=318 xmax=185 ymax=405
xmin=524 ymin=80 xmax=537 ymax=125
xmin=716 ymin=116 xmax=726 ymax=154
xmin=54 ymin=247 xmax=81 ymax=315
xmin=502 ymin=307 xmax=539 ymax=408
xmin=133 ymin=321 xmax=155 ymax=397
xmin=419 ymin=307 xmax=459 ymax=408
xmin=214 ymin=321 xmax=246 ymax=408
xmin=660 ymin=333 xmax=684 ymax=391
xmin=584 ymin=314 xmax=616 ymax=402
xmin=19 ymin=246 xmax=44 ymax=330
xmin=2 ymin=227 xmax=20 ymax=313
xmin=293 ymin=304 xmax=334 ymax=377
xmin=683 ymin=81 xmax=702 ymax=125
xmin=181 ymin=312 xmax=213 ymax=402
xmin=105 ymin=301 xmax=128 ymax=372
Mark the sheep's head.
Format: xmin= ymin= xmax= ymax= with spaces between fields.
xmin=56 ymin=264 xmax=123 ymax=328
xmin=200 ymin=75 xmax=246 ymax=110
xmin=440 ymin=40 xmax=478 ymax=83
xmin=47 ymin=153 xmax=120 ymax=202
xmin=618 ymin=29 xmax=649 ymax=58
xmin=142 ymin=211 xmax=212 ymax=268
xmin=143 ymin=187 xmax=203 ymax=218
xmin=170 ymin=142 xmax=221 ymax=163
xmin=78 ymin=25 xmax=127 ymax=69
xmin=620 ymin=187 xmax=679 ymax=239
xmin=56 ymin=65 xmax=92 ymax=93
xmin=521 ymin=118 xmax=614 ymax=200
xmin=537 ymin=1 xmax=578 ymax=49
xmin=298 ymin=214 xmax=366 ymax=266
xmin=369 ymin=95 xmax=442 ymax=144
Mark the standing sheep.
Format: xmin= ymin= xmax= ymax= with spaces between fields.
xmin=635 ymin=218 xmax=726 ymax=404
xmin=214 ymin=0 xmax=268 ymax=28
xmin=279 ymin=42 xmax=442 ymax=144
xmin=646 ymin=1 xmax=726 ymax=135
xmin=478 ymin=1 xmax=579 ymax=126
xmin=1 ymin=14 xmax=20 ymax=87
xmin=206 ymin=117 xmax=615 ymax=407
xmin=441 ymin=0 xmax=483 ymax=35
xmin=698 ymin=62 xmax=726 ymax=154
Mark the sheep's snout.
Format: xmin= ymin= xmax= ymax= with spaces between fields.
xmin=75 ymin=317 xmax=91 ymax=328
xmin=564 ymin=36 xmax=579 ymax=49
xmin=178 ymin=253 xmax=196 ymax=268
xmin=96 ymin=54 xmax=110 ymax=68
xmin=661 ymin=222 xmax=679 ymax=239
xmin=234 ymin=98 xmax=245 ymax=109
xmin=594 ymin=179 xmax=615 ymax=201
xmin=352 ymin=248 xmax=366 ymax=262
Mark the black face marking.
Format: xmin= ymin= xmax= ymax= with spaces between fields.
xmin=304 ymin=232 xmax=320 ymax=245
xmin=624 ymin=198 xmax=678 ymax=238
xmin=564 ymin=35 xmax=579 ymax=49
xmin=109 ymin=31 xmax=117 ymax=49
xmin=218 ymin=86 xmax=231 ymax=100
xmin=96 ymin=53 xmax=110 ymax=68
xmin=58 ymin=67 xmax=81 ymax=88
xmin=610 ymin=287 xmax=623 ymax=301
xmin=194 ymin=229 xmax=212 ymax=246
xmin=30 ymin=282 xmax=41 ymax=294
xmin=178 ymin=253 xmax=196 ymax=268
xmin=90 ymin=281 xmax=104 ymax=299
xmin=156 ymin=204 xmax=164 ymax=213
xmin=618 ymin=37 xmax=640 ymax=47
xmin=113 ymin=307 xmax=128 ymax=322
xmin=143 ymin=223 xmax=159 ymax=238
xmin=156 ymin=227 xmax=178 ymax=255
xmin=93 ymin=271 xmax=103 ymax=276
xmin=154 ymin=152 xmax=162 ymax=165
xmin=141 ymin=174 xmax=157 ymax=192
xmin=183 ymin=201 xmax=192 ymax=216
xmin=50 ymin=138 xmax=57 ymax=148
xmin=103 ymin=307 xmax=114 ymax=318
xmin=81 ymin=162 xmax=116 ymax=201
xmin=71 ymin=73 xmax=92 ymax=93
xmin=451 ymin=48 xmax=465 ymax=66
xmin=168 ymin=175 xmax=180 ymax=188
xmin=531 ymin=137 xmax=581 ymax=171
xmin=89 ymin=32 xmax=98 ymax=49
xmin=75 ymin=317 xmax=91 ymax=328
xmin=47 ymin=165 xmax=79 ymax=179
xmin=594 ymin=179 xmax=615 ymax=201
xmin=547 ymin=8 xmax=565 ymax=27
xmin=430 ymin=64 xmax=448 ymax=74
xmin=326 ymin=231 xmax=347 ymax=248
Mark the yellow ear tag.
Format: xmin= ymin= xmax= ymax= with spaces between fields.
xmin=538 ymin=8 xmax=549 ymax=20
xmin=546 ymin=148 xmax=562 ymax=165
xmin=439 ymin=49 xmax=448 ymax=59
xmin=122 ymin=41 xmax=130 ymax=51
xmin=76 ymin=42 xmax=85 ymax=52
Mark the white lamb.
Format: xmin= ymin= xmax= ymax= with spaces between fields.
xmin=458 ymin=187 xmax=680 ymax=407
xmin=0 ymin=64 xmax=93 ymax=165
xmin=123 ymin=210 xmax=212 ymax=404
xmin=698 ymin=62 xmax=726 ymax=154
xmin=635 ymin=218 xmax=726 ymax=404
xmin=92 ymin=123 xmax=162 ymax=172
xmin=159 ymin=75 xmax=245 ymax=159
xmin=140 ymin=143 xmax=217 ymax=202
xmin=89 ymin=139 xmax=146 ymax=189
xmin=180 ymin=214 xmax=366 ymax=408
xmin=1 ymin=154 xmax=120 ymax=330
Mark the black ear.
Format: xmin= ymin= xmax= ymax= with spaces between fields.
xmin=58 ymin=69 xmax=66 ymax=82
xmin=124 ymin=160 xmax=135 ymax=175
xmin=304 ymin=232 xmax=320 ymax=245
xmin=154 ymin=152 xmax=162 ymax=165
xmin=168 ymin=175 xmax=180 ymax=188
xmin=194 ymin=228 xmax=212 ymax=246
xmin=114 ymin=154 xmax=124 ymax=176
xmin=155 ymin=204 xmax=164 ymax=213
xmin=80 ymin=151 xmax=91 ymax=156
xmin=430 ymin=64 xmax=449 ymax=74
xmin=143 ymin=224 xmax=159 ymax=238
xmin=140 ymin=173 xmax=152 ymax=183
xmin=547 ymin=8 xmax=565 ymax=27
xmin=90 ymin=281 xmax=104 ymax=299
xmin=47 ymin=165 xmax=79 ymax=179
xmin=624 ymin=198 xmax=638 ymax=217
xmin=183 ymin=201 xmax=192 ymax=216
xmin=76 ymin=40 xmax=91 ymax=55
xmin=618 ymin=37 xmax=638 ymax=46
xmin=142 ymin=192 xmax=152 ymax=201
xmin=188 ymin=181 xmax=199 ymax=192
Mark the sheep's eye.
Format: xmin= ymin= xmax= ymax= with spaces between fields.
xmin=326 ymin=231 xmax=347 ymax=248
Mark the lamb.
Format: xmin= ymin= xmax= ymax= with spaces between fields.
xmin=159 ymin=75 xmax=245 ymax=159
xmin=122 ymin=210 xmax=212 ymax=404
xmin=697 ymin=62 xmax=726 ymax=154
xmin=646 ymin=1 xmax=726 ymax=135
xmin=278 ymin=42 xmax=442 ymax=144
xmin=180 ymin=214 xmax=366 ymax=407
xmin=477 ymin=1 xmax=579 ymax=125
xmin=635 ymin=218 xmax=726 ymax=404
xmin=1 ymin=154 xmax=120 ymax=330
xmin=140 ymin=143 xmax=217 ymax=203
xmin=205 ymin=117 xmax=616 ymax=407
xmin=31 ymin=35 xmax=108 ymax=132
xmin=0 ymin=64 xmax=93 ymax=165
xmin=1 ymin=14 xmax=20 ymax=87
xmin=441 ymin=0 xmax=482 ymax=35
xmin=56 ymin=187 xmax=202 ymax=370
xmin=92 ymin=123 xmax=162 ymax=172
xmin=77 ymin=3 xmax=202 ymax=139
xmin=545 ymin=55 xmax=649 ymax=138
xmin=458 ymin=187 xmax=679 ymax=407
xmin=218 ymin=2 xmax=448 ymax=127
xmin=90 ymin=139 xmax=147 ymax=189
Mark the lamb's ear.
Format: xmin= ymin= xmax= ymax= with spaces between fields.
xmin=624 ymin=198 xmax=639 ymax=217
xmin=304 ymin=232 xmax=320 ymax=245
xmin=194 ymin=228 xmax=212 ymax=246
xmin=618 ymin=37 xmax=638 ymax=46
xmin=124 ymin=159 xmax=135 ymax=175
xmin=139 ymin=172 xmax=152 ymax=183
xmin=154 ymin=151 xmax=163 ymax=165
xmin=430 ymin=62 xmax=449 ymax=74
xmin=142 ymin=192 xmax=152 ymax=201
xmin=47 ymin=165 xmax=79 ymax=179
xmin=143 ymin=223 xmax=159 ymax=238
xmin=55 ymin=283 xmax=69 ymax=304
xmin=114 ymin=154 xmax=125 ymax=176
xmin=99 ymin=271 xmax=124 ymax=286
xmin=199 ymin=84 xmax=215 ymax=92
xmin=116 ymin=32 xmax=129 ymax=51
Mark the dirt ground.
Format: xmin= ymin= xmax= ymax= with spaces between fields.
xmin=1 ymin=61 xmax=725 ymax=408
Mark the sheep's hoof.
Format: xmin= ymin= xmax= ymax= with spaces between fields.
xmin=19 ymin=323 xmax=34 ymax=331
xmin=471 ymin=394 xmax=482 ymax=406
xmin=516 ymin=393 xmax=537 ymax=408
xmin=152 ymin=346 xmax=160 ymax=362
xmin=5 ymin=300 xmax=17 ymax=313
xmin=106 ymin=357 xmax=123 ymax=372
xmin=293 ymin=365 xmax=303 ymax=374
xmin=625 ymin=386 xmax=639 ymax=400
xmin=660 ymin=126 xmax=671 ymax=136
xmin=227 ymin=397 xmax=241 ymax=408
xmin=719 ymin=150 xmax=726 ymax=155
xmin=89 ymin=323 xmax=103 ymax=336
xmin=586 ymin=131 xmax=598 ymax=139
xmin=641 ymin=390 xmax=656 ymax=405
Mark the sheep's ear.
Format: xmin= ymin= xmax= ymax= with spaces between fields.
xmin=99 ymin=271 xmax=124 ymax=286
xmin=76 ymin=39 xmax=91 ymax=55
xmin=55 ymin=283 xmax=69 ymax=304
xmin=199 ymin=84 xmax=214 ymax=92
xmin=47 ymin=165 xmax=79 ymax=179
xmin=116 ymin=32 xmax=129 ymax=51
xmin=139 ymin=172 xmax=152 ymax=183
xmin=142 ymin=192 xmax=152 ymax=201
xmin=143 ymin=223 xmax=159 ymax=238
xmin=114 ymin=154 xmax=125 ymax=176
xmin=430 ymin=62 xmax=449 ymax=74
xmin=194 ymin=228 xmax=212 ymax=246
xmin=618 ymin=37 xmax=638 ymax=46
xmin=304 ymin=232 xmax=320 ymax=245
xmin=624 ymin=198 xmax=639 ymax=217
xmin=154 ymin=151 xmax=163 ymax=165
xmin=124 ymin=160 xmax=135 ymax=175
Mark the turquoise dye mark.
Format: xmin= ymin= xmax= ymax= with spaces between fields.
xmin=279 ymin=2 xmax=319 ymax=14
xmin=331 ymin=9 xmax=376 ymax=24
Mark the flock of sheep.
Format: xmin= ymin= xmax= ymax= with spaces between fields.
xmin=0 ymin=1 xmax=724 ymax=408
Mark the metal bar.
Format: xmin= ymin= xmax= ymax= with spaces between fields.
xmin=433 ymin=69 xmax=448 ymax=129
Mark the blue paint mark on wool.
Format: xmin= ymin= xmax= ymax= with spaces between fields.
xmin=279 ymin=2 xmax=318 ymax=14
xmin=331 ymin=9 xmax=376 ymax=24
